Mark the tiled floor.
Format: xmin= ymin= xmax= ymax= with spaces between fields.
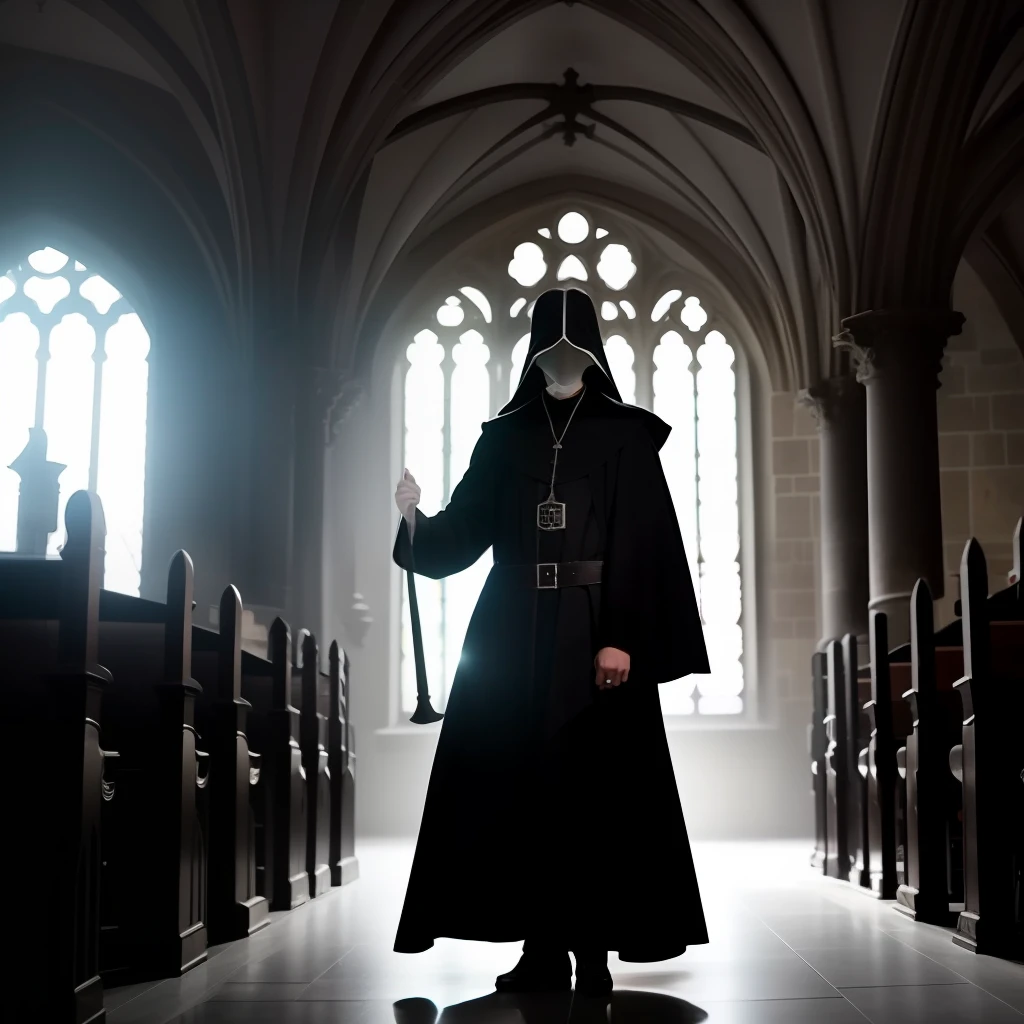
xmin=105 ymin=841 xmax=1024 ymax=1023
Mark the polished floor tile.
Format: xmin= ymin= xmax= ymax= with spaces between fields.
xmin=208 ymin=982 xmax=311 ymax=1000
xmin=879 ymin=919 xmax=1024 ymax=1011
xmin=794 ymin=933 xmax=969 ymax=988
xmin=613 ymin=954 xmax=839 ymax=1002
xmin=841 ymin=982 xmax=1023 ymax=1023
xmin=100 ymin=839 xmax=1023 ymax=1024
xmin=171 ymin=1003 xmax=377 ymax=1023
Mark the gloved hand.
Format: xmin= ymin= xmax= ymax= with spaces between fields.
xmin=395 ymin=468 xmax=421 ymax=538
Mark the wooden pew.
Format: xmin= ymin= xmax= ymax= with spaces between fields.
xmin=96 ymin=552 xmax=208 ymax=981
xmin=823 ymin=638 xmax=851 ymax=880
xmin=297 ymin=631 xmax=332 ymax=898
xmin=810 ymin=518 xmax=1021 ymax=957
xmin=241 ymin=618 xmax=309 ymax=911
xmin=329 ymin=642 xmax=359 ymax=885
xmin=894 ymin=578 xmax=964 ymax=924
xmin=4 ymin=532 xmax=210 ymax=984
xmin=844 ymin=634 xmax=871 ymax=890
xmin=1 ymin=490 xmax=109 ymax=1023
xmin=952 ymin=535 xmax=1024 ymax=957
xmin=809 ymin=651 xmax=828 ymax=872
xmin=822 ymin=635 xmax=872 ymax=885
xmin=191 ymin=586 xmax=270 ymax=942
xmin=863 ymin=610 xmax=911 ymax=900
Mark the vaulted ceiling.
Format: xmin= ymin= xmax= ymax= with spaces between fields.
xmin=1 ymin=0 xmax=1022 ymax=389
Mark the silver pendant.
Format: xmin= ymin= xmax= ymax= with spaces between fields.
xmin=537 ymin=500 xmax=566 ymax=531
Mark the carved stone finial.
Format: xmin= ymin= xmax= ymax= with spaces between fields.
xmin=9 ymin=426 xmax=66 ymax=555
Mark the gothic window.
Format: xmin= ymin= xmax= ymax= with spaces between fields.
xmin=399 ymin=210 xmax=744 ymax=718
xmin=0 ymin=247 xmax=151 ymax=596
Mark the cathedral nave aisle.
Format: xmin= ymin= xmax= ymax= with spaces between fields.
xmin=102 ymin=841 xmax=1024 ymax=1024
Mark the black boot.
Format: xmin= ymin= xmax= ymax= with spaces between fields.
xmin=495 ymin=942 xmax=572 ymax=993
xmin=572 ymin=949 xmax=613 ymax=997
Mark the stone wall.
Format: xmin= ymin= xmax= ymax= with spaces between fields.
xmin=937 ymin=263 xmax=1024 ymax=623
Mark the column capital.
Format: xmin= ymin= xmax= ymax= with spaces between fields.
xmin=835 ymin=308 xmax=964 ymax=385
xmin=314 ymin=366 xmax=365 ymax=446
xmin=797 ymin=373 xmax=863 ymax=427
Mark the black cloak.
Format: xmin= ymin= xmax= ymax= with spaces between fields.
xmin=392 ymin=287 xmax=710 ymax=960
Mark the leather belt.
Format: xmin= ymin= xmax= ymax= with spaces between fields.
xmin=493 ymin=560 xmax=603 ymax=590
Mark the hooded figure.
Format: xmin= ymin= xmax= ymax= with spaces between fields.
xmin=392 ymin=287 xmax=710 ymax=988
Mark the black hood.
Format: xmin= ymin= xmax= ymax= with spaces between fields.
xmin=499 ymin=287 xmax=621 ymax=415
xmin=496 ymin=287 xmax=670 ymax=451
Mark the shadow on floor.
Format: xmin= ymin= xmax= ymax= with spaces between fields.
xmin=396 ymin=989 xmax=709 ymax=1023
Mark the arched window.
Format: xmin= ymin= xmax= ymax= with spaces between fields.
xmin=398 ymin=210 xmax=744 ymax=717
xmin=0 ymin=246 xmax=151 ymax=596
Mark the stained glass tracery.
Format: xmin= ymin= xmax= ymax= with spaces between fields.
xmin=400 ymin=210 xmax=745 ymax=718
xmin=0 ymin=247 xmax=151 ymax=596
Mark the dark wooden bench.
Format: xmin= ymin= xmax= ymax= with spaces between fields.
xmin=240 ymin=619 xmax=309 ymax=911
xmin=1 ymin=504 xmax=209 ymax=984
xmin=862 ymin=610 xmax=911 ymax=900
xmin=329 ymin=642 xmax=360 ymax=885
xmin=822 ymin=634 xmax=872 ymax=884
xmin=191 ymin=585 xmax=270 ymax=943
xmin=1 ymin=491 xmax=109 ymax=1023
xmin=95 ymin=553 xmax=208 ymax=982
xmin=809 ymin=651 xmax=828 ymax=872
xmin=812 ymin=515 xmax=1022 ymax=962
xmin=893 ymin=578 xmax=965 ymax=924
xmin=844 ymin=635 xmax=871 ymax=890
xmin=296 ymin=631 xmax=331 ymax=899
xmin=952 ymin=532 xmax=1024 ymax=957
xmin=823 ymin=638 xmax=850 ymax=880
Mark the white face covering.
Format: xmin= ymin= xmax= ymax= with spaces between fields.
xmin=532 ymin=289 xmax=596 ymax=397
xmin=535 ymin=340 xmax=595 ymax=395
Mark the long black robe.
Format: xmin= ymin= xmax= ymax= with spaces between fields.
xmin=392 ymin=288 xmax=710 ymax=961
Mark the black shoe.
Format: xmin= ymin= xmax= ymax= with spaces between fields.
xmin=573 ymin=961 xmax=613 ymax=997
xmin=495 ymin=951 xmax=572 ymax=993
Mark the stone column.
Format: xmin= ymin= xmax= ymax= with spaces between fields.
xmin=838 ymin=309 xmax=964 ymax=643
xmin=245 ymin=338 xmax=296 ymax=616
xmin=799 ymin=375 xmax=869 ymax=648
xmin=290 ymin=367 xmax=364 ymax=640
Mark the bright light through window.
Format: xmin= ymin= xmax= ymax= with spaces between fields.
xmin=0 ymin=248 xmax=151 ymax=595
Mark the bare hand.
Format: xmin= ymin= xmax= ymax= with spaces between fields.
xmin=395 ymin=468 xmax=421 ymax=522
xmin=594 ymin=647 xmax=630 ymax=690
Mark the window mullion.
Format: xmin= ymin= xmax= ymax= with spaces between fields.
xmin=490 ymin=353 xmax=507 ymax=419
xmin=34 ymin=318 xmax=52 ymax=429
xmin=440 ymin=342 xmax=454 ymax=704
xmin=88 ymin=320 xmax=107 ymax=492
xmin=635 ymin=325 xmax=654 ymax=410
xmin=693 ymin=356 xmax=703 ymax=617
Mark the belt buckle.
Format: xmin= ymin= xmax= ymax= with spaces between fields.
xmin=537 ymin=562 xmax=558 ymax=589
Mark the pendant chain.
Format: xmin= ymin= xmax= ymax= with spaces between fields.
xmin=541 ymin=385 xmax=586 ymax=501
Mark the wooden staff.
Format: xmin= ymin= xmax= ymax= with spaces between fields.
xmin=404 ymin=519 xmax=443 ymax=725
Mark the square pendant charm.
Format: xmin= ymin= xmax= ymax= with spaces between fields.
xmin=537 ymin=500 xmax=566 ymax=531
